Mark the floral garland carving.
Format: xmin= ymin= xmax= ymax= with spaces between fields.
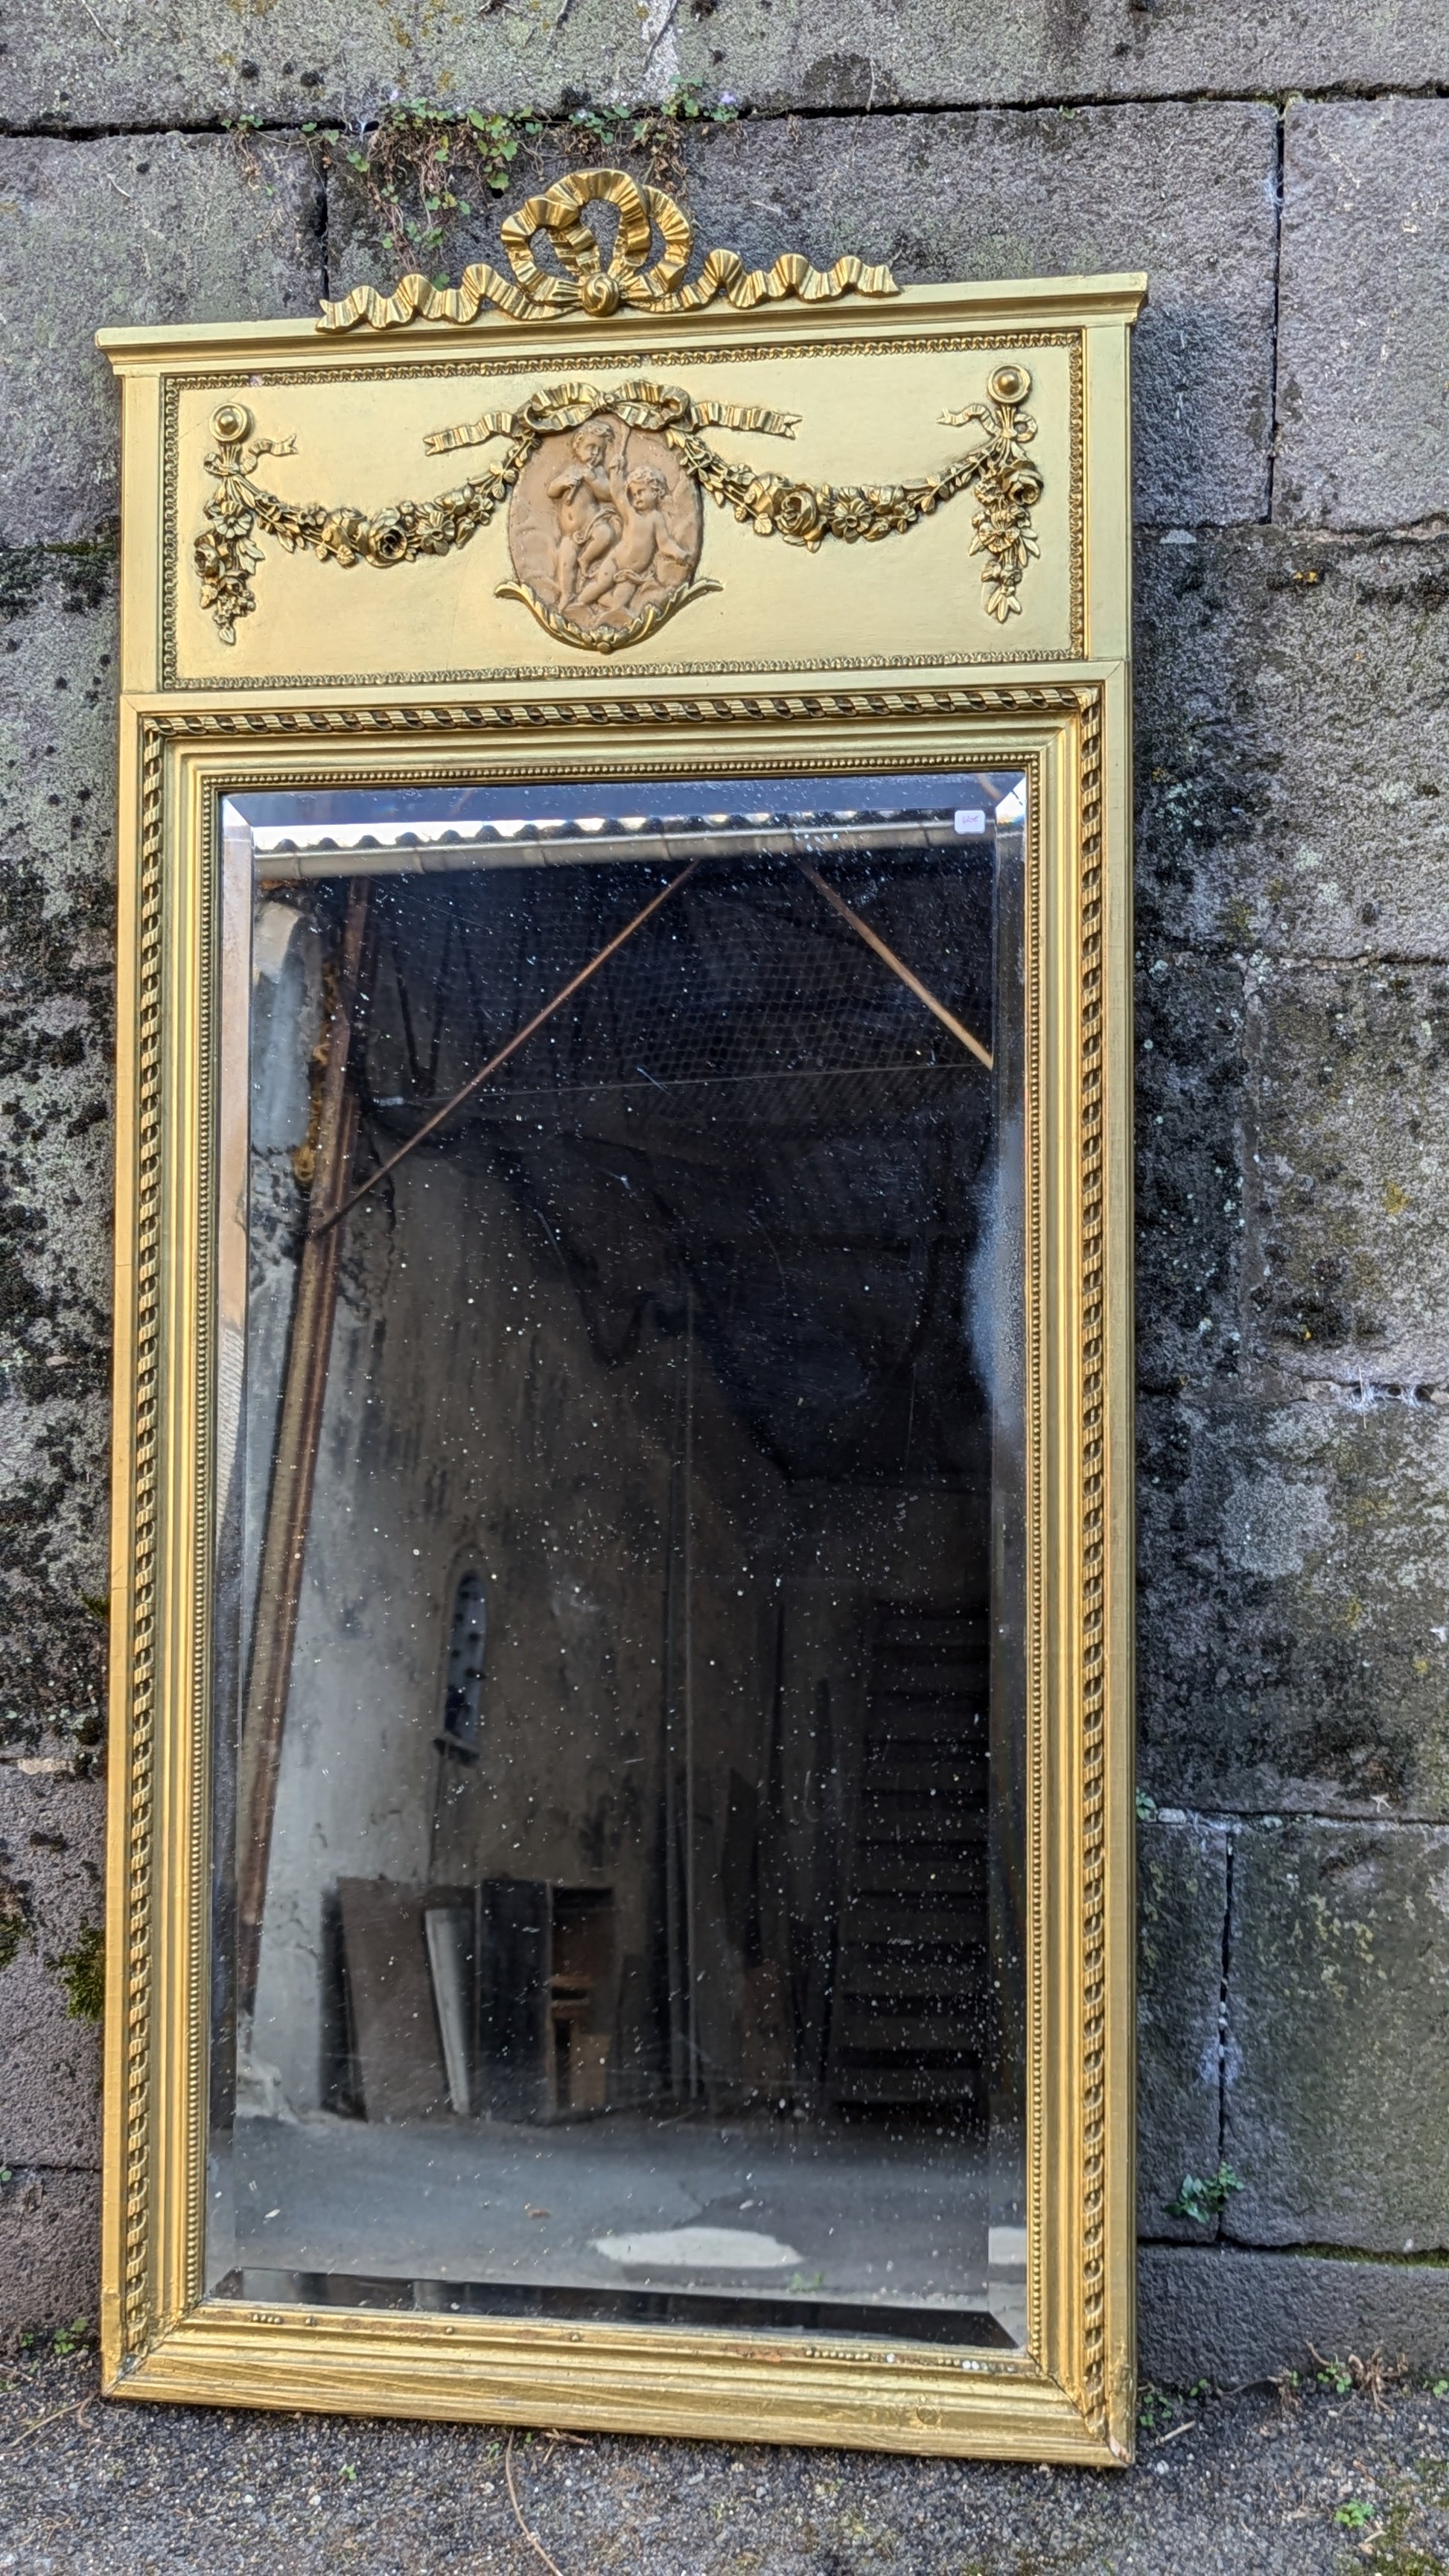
xmin=195 ymin=366 xmax=1041 ymax=651
xmin=196 ymin=399 xmax=519 ymax=645
xmin=317 ymin=165 xmax=899 ymax=332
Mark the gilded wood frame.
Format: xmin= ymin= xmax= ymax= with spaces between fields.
xmin=99 ymin=232 xmax=1141 ymax=2463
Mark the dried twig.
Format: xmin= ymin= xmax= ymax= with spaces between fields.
xmin=80 ymin=0 xmax=120 ymax=51
xmin=505 ymin=2426 xmax=566 ymax=2575
xmin=538 ymin=2428 xmax=591 ymax=2467
xmin=0 ymin=2394 xmax=92 ymax=2458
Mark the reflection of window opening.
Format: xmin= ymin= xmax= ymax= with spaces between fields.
xmin=436 ymin=1569 xmax=486 ymax=1762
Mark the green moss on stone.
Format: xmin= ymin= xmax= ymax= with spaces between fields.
xmin=56 ymin=1922 xmax=104 ymax=2022
xmin=0 ymin=537 xmax=117 ymax=621
xmin=0 ymin=1876 xmax=28 ymax=1974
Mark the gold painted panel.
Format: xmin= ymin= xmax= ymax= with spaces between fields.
xmin=162 ymin=335 xmax=1080 ymax=689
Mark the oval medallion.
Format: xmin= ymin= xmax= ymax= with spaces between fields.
xmin=499 ymin=412 xmax=717 ymax=654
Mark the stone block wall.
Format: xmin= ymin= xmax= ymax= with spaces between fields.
xmin=1 ymin=2 xmax=1445 ymax=2382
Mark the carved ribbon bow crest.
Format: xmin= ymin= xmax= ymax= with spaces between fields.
xmin=316 ymin=163 xmax=899 ymax=330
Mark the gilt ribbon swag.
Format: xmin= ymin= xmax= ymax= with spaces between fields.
xmin=196 ymin=368 xmax=1043 ymax=651
xmin=315 ymin=162 xmax=901 ymax=330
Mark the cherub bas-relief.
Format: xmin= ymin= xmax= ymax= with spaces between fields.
xmin=545 ymin=422 xmax=622 ymax=613
xmin=570 ymin=463 xmax=695 ymax=622
xmin=511 ymin=418 xmax=704 ymax=642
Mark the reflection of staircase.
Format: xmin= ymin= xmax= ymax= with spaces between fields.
xmin=827 ymin=1606 xmax=990 ymax=2108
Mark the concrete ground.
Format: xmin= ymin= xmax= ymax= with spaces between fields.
xmin=0 ymin=2345 xmax=1445 ymax=2572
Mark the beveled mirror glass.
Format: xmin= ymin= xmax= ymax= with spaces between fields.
xmin=213 ymin=770 xmax=1028 ymax=2352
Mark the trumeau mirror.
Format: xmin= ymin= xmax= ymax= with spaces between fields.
xmin=98 ymin=168 xmax=1143 ymax=2461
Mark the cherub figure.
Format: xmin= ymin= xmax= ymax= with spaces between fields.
xmin=570 ymin=463 xmax=693 ymax=622
xmin=546 ymin=421 xmax=623 ymax=609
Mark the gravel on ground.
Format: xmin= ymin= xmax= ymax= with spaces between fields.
xmin=0 ymin=2340 xmax=1447 ymax=2572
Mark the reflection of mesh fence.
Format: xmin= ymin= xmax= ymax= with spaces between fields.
xmin=558 ymin=886 xmax=951 ymax=1088
xmin=369 ymin=860 xmax=992 ymax=1109
xmin=489 ymin=1065 xmax=978 ymax=1159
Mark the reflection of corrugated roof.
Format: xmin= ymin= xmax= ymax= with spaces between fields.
xmin=255 ymin=810 xmax=994 ymax=881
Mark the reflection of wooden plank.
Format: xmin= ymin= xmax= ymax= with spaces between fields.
xmin=567 ymin=2031 xmax=610 ymax=2111
xmin=478 ymin=1881 xmax=617 ymax=2120
xmin=479 ymin=1878 xmax=550 ymax=2124
xmin=237 ymin=882 xmax=372 ymax=2023
xmin=337 ymin=1879 xmax=451 ymax=2122
xmin=425 ymin=1907 xmax=474 ymax=2116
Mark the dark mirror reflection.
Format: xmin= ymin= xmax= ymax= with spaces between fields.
xmin=210 ymin=771 xmax=1028 ymax=2350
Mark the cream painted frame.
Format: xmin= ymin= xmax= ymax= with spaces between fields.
xmin=100 ymin=261 xmax=1141 ymax=2464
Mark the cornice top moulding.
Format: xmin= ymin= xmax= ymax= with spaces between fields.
xmin=96 ymin=273 xmax=1148 ymax=373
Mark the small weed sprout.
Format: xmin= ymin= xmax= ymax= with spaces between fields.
xmin=1309 ymin=2347 xmax=1406 ymax=2411
xmin=340 ymin=101 xmax=545 ymax=274
xmin=1334 ymin=2461 xmax=1449 ymax=2575
xmin=302 ymin=86 xmax=740 ymax=280
xmin=1168 ymin=2163 xmax=1243 ymax=2227
xmin=1138 ymin=2381 xmax=1186 ymax=2434
xmin=221 ymin=112 xmax=266 ymax=189
xmin=1138 ymin=2378 xmax=1212 ymax=2438
xmin=567 ymin=83 xmax=739 ymax=185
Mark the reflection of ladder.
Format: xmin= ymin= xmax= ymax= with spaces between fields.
xmin=827 ymin=1607 xmax=990 ymax=2107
